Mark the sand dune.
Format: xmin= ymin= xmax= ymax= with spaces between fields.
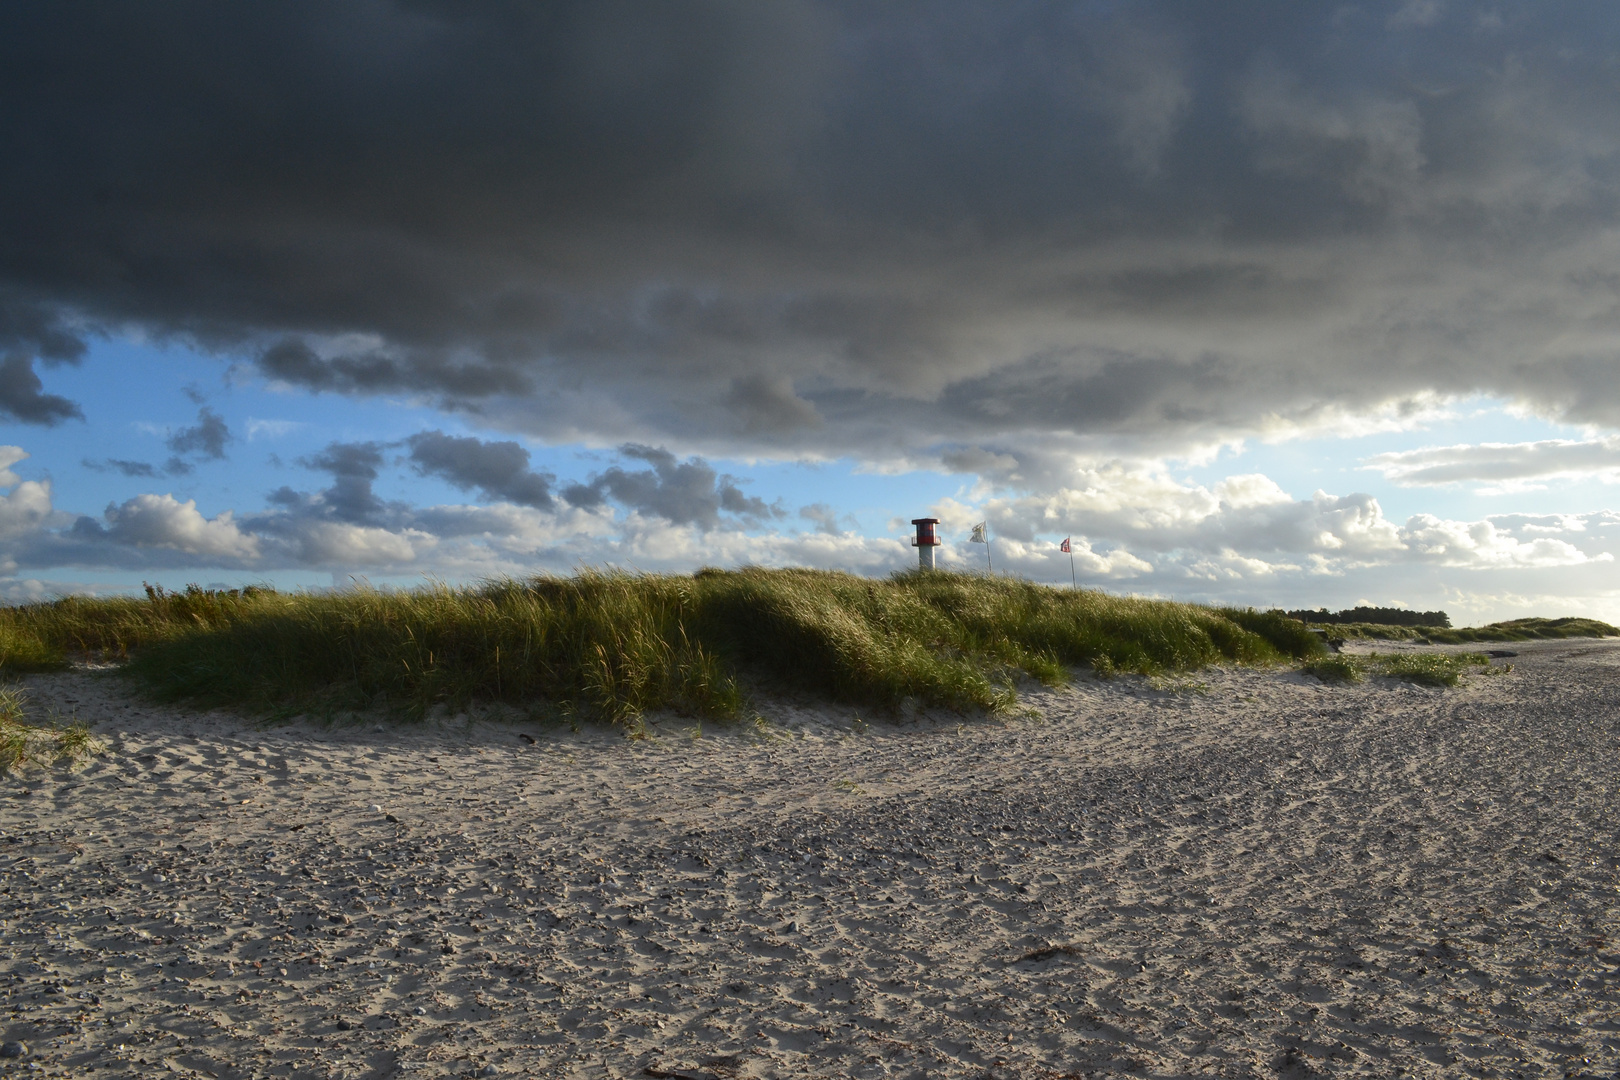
xmin=3 ymin=640 xmax=1618 ymax=1078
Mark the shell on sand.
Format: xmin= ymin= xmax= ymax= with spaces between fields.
xmin=2 ymin=639 xmax=1617 ymax=1078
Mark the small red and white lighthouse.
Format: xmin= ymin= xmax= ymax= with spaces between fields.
xmin=910 ymin=517 xmax=942 ymax=570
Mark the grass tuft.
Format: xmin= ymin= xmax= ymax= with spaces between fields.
xmin=1305 ymin=650 xmax=1497 ymax=688
xmin=0 ymin=686 xmax=104 ymax=773
xmin=1303 ymin=654 xmax=1363 ymax=684
xmin=1369 ymin=651 xmax=1492 ymax=687
xmin=0 ymin=571 xmax=1331 ymax=725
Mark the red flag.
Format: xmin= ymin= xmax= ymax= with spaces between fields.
xmin=1059 ymin=537 xmax=1071 ymax=553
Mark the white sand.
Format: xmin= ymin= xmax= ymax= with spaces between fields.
xmin=2 ymin=640 xmax=1618 ymax=1078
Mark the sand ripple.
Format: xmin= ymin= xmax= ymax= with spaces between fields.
xmin=2 ymin=641 xmax=1617 ymax=1077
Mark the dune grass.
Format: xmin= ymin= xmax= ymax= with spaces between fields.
xmin=1304 ymin=651 xmax=1501 ymax=687
xmin=0 ymin=583 xmax=282 ymax=670
xmin=0 ymin=686 xmax=102 ymax=773
xmin=1374 ymin=651 xmax=1498 ymax=687
xmin=1308 ymin=616 xmax=1617 ymax=645
xmin=0 ymin=571 xmax=1325 ymax=726
xmin=1302 ymin=654 xmax=1364 ymax=684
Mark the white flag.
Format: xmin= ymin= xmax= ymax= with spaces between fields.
xmin=969 ymin=521 xmax=987 ymax=543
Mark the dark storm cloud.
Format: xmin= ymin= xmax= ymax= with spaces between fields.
xmin=267 ymin=441 xmax=394 ymax=525
xmin=563 ymin=445 xmax=777 ymax=530
xmin=5 ymin=3 xmax=1620 ymax=455
xmin=406 ymin=431 xmax=554 ymax=510
xmin=166 ymin=408 xmax=231 ymax=461
xmin=258 ymin=341 xmax=530 ymax=399
xmin=0 ymin=354 xmax=81 ymax=426
xmin=0 ymin=294 xmax=86 ymax=425
xmin=83 ymin=458 xmax=157 ymax=479
xmin=159 ymin=404 xmax=234 ymax=477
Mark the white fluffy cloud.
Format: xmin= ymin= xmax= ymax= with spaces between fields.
xmin=950 ymin=462 xmax=1405 ymax=560
xmin=0 ymin=445 xmax=28 ymax=488
xmin=0 ymin=447 xmax=53 ymax=573
xmin=0 ymin=447 xmax=53 ymax=543
xmin=101 ymin=494 xmax=261 ymax=561
xmin=926 ymin=454 xmax=1617 ymax=601
xmin=1397 ymin=515 xmax=1609 ymax=569
xmin=286 ymin=522 xmax=423 ymax=568
xmin=1181 ymin=550 xmax=1302 ymax=583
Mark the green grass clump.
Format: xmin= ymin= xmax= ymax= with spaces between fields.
xmin=0 ymin=583 xmax=278 ymax=666
xmin=1303 ymin=654 xmax=1363 ymax=684
xmin=1423 ymin=618 xmax=1617 ymax=644
xmin=0 ymin=571 xmax=1326 ymax=726
xmin=0 ymin=686 xmax=103 ymax=773
xmin=0 ymin=622 xmax=69 ymax=673
xmin=1217 ymin=607 xmax=1327 ymax=658
xmin=1312 ymin=622 xmax=1433 ymax=643
xmin=1307 ymin=616 xmax=1617 ymax=645
xmin=1305 ymin=650 xmax=1498 ymax=688
xmin=127 ymin=576 xmax=745 ymax=728
xmin=1368 ymin=651 xmax=1493 ymax=687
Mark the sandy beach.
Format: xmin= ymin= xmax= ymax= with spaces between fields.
xmin=3 ymin=640 xmax=1618 ymax=1079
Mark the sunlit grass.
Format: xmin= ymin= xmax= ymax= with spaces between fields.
xmin=0 ymin=571 xmax=1324 ymax=726
xmin=1305 ymin=616 xmax=1616 ymax=645
xmin=1370 ymin=651 xmax=1496 ymax=687
xmin=1305 ymin=650 xmax=1500 ymax=688
xmin=1303 ymin=654 xmax=1363 ymax=684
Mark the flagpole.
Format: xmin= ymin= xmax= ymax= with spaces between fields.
xmin=1069 ymin=546 xmax=1076 ymax=589
xmin=986 ymin=530 xmax=993 ymax=574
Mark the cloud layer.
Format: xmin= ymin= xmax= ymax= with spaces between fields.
xmin=1366 ymin=437 xmax=1620 ymax=490
xmin=2 ymin=3 xmax=1620 ymax=468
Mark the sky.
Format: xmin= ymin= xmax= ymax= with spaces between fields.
xmin=3 ymin=1 xmax=1620 ymax=624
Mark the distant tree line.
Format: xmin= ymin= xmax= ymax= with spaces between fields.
xmin=1285 ymin=606 xmax=1451 ymax=628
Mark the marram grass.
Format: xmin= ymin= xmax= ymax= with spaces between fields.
xmin=1303 ymin=651 xmax=1502 ymax=687
xmin=1304 ymin=616 xmax=1617 ymax=645
xmin=0 ymin=686 xmax=103 ymax=773
xmin=0 ymin=570 xmax=1330 ymax=726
